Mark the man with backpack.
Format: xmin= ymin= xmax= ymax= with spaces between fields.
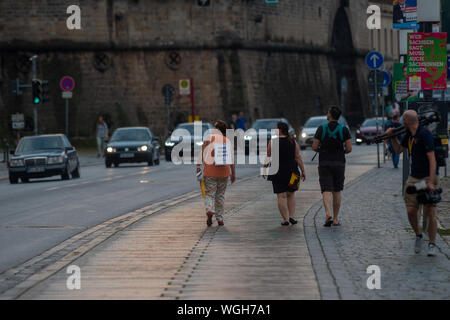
xmin=312 ymin=106 xmax=352 ymax=227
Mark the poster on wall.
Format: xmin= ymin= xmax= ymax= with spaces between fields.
xmin=407 ymin=32 xmax=448 ymax=91
xmin=393 ymin=0 xmax=419 ymax=29
xmin=393 ymin=62 xmax=419 ymax=102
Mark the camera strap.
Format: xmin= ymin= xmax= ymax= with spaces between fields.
xmin=408 ymin=136 xmax=415 ymax=156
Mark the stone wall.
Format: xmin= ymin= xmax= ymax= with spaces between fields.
xmin=0 ymin=0 xmax=385 ymax=140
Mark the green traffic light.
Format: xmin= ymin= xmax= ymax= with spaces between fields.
xmin=34 ymin=97 xmax=41 ymax=104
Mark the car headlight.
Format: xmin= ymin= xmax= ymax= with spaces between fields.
xmin=271 ymin=134 xmax=278 ymax=139
xmin=138 ymin=145 xmax=148 ymax=152
xmin=244 ymin=135 xmax=253 ymax=141
xmin=301 ymin=132 xmax=307 ymax=138
xmin=106 ymin=147 xmax=116 ymax=153
xmin=47 ymin=156 xmax=64 ymax=164
xmin=356 ymin=130 xmax=361 ymax=134
xmin=165 ymin=141 xmax=175 ymax=147
xmin=195 ymin=141 xmax=204 ymax=146
xmin=10 ymin=159 xmax=24 ymax=167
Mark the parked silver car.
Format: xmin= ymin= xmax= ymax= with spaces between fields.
xmin=298 ymin=115 xmax=349 ymax=149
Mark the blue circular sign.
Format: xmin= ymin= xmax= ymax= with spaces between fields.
xmin=366 ymin=51 xmax=384 ymax=70
xmin=381 ymin=71 xmax=391 ymax=87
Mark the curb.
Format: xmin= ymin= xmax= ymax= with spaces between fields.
xmin=303 ymin=167 xmax=379 ymax=300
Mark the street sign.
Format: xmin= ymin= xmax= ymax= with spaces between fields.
xmin=62 ymin=91 xmax=73 ymax=99
xmin=162 ymin=84 xmax=175 ymax=105
xmin=179 ymin=79 xmax=191 ymax=95
xmin=381 ymin=71 xmax=391 ymax=88
xmin=60 ymin=76 xmax=75 ymax=91
xmin=11 ymin=114 xmax=24 ymax=130
xmin=447 ymin=56 xmax=450 ymax=80
xmin=368 ymin=70 xmax=384 ymax=91
xmin=366 ymin=51 xmax=384 ymax=70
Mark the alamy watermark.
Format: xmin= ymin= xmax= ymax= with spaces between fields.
xmin=66 ymin=265 xmax=81 ymax=290
xmin=167 ymin=122 xmax=280 ymax=176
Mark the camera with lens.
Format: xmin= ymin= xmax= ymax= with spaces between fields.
xmin=406 ymin=181 xmax=442 ymax=205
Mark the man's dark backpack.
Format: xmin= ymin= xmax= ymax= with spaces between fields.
xmin=320 ymin=122 xmax=345 ymax=152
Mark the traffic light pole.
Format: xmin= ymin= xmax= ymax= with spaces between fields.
xmin=30 ymin=55 xmax=38 ymax=136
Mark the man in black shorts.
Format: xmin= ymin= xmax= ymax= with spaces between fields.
xmin=312 ymin=106 xmax=352 ymax=227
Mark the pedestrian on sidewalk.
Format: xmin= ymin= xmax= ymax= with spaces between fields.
xmin=312 ymin=106 xmax=352 ymax=227
xmin=197 ymin=120 xmax=236 ymax=227
xmin=266 ymin=122 xmax=306 ymax=226
xmin=96 ymin=116 xmax=109 ymax=157
xmin=386 ymin=110 xmax=440 ymax=256
xmin=385 ymin=114 xmax=402 ymax=169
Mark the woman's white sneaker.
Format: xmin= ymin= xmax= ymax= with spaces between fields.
xmin=427 ymin=243 xmax=437 ymax=257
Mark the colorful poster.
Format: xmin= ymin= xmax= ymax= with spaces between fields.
xmin=407 ymin=32 xmax=448 ymax=91
xmin=393 ymin=0 xmax=419 ymax=29
xmin=393 ymin=62 xmax=418 ymax=102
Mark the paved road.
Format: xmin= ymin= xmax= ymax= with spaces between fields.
xmin=0 ymin=145 xmax=380 ymax=276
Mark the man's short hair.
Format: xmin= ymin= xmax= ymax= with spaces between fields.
xmin=328 ymin=106 xmax=342 ymax=121
xmin=393 ymin=114 xmax=400 ymax=121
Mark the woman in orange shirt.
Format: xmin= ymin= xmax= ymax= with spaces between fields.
xmin=197 ymin=120 xmax=236 ymax=226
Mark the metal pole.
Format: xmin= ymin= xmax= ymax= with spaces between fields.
xmin=166 ymin=103 xmax=170 ymax=137
xmin=402 ymin=101 xmax=410 ymax=192
xmin=374 ymin=72 xmax=380 ymax=168
xmin=31 ymin=56 xmax=38 ymax=135
xmin=190 ymin=78 xmax=195 ymax=121
xmin=382 ymin=96 xmax=386 ymax=163
xmin=65 ymin=98 xmax=69 ymax=136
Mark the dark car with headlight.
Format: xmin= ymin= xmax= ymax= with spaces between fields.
xmin=245 ymin=118 xmax=296 ymax=155
xmin=355 ymin=118 xmax=384 ymax=145
xmin=165 ymin=122 xmax=213 ymax=162
xmin=105 ymin=127 xmax=160 ymax=167
xmin=8 ymin=134 xmax=80 ymax=184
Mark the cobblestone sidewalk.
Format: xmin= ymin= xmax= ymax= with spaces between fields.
xmin=305 ymin=167 xmax=450 ymax=300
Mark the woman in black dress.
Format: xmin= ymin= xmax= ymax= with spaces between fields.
xmin=266 ymin=122 xmax=306 ymax=226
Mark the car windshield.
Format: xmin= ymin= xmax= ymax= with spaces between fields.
xmin=111 ymin=129 xmax=150 ymax=142
xmin=17 ymin=137 xmax=63 ymax=153
xmin=251 ymin=120 xmax=281 ymax=131
xmin=304 ymin=118 xmax=327 ymax=128
xmin=176 ymin=124 xmax=211 ymax=135
xmin=362 ymin=119 xmax=382 ymax=127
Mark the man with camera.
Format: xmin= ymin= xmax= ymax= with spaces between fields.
xmin=386 ymin=110 xmax=439 ymax=256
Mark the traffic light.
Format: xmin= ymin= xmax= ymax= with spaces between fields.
xmin=32 ymin=79 xmax=42 ymax=104
xmin=41 ymin=80 xmax=49 ymax=103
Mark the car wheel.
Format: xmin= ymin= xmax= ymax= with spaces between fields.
xmin=21 ymin=177 xmax=29 ymax=183
xmin=147 ymin=159 xmax=154 ymax=166
xmin=61 ymin=165 xmax=71 ymax=180
xmin=300 ymin=146 xmax=306 ymax=150
xmin=72 ymin=165 xmax=80 ymax=178
xmin=165 ymin=152 xmax=171 ymax=162
xmin=113 ymin=162 xmax=120 ymax=168
xmin=105 ymin=159 xmax=112 ymax=168
xmin=9 ymin=174 xmax=18 ymax=184
xmin=356 ymin=142 xmax=362 ymax=146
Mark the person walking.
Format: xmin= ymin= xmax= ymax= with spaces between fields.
xmin=230 ymin=114 xmax=238 ymax=130
xmin=236 ymin=112 xmax=247 ymax=131
xmin=197 ymin=120 xmax=236 ymax=227
xmin=385 ymin=114 xmax=402 ymax=168
xmin=266 ymin=122 xmax=306 ymax=226
xmin=386 ymin=110 xmax=440 ymax=256
xmin=96 ymin=116 xmax=109 ymax=157
xmin=312 ymin=106 xmax=352 ymax=227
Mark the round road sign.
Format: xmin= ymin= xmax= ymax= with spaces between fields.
xmin=60 ymin=76 xmax=75 ymax=92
